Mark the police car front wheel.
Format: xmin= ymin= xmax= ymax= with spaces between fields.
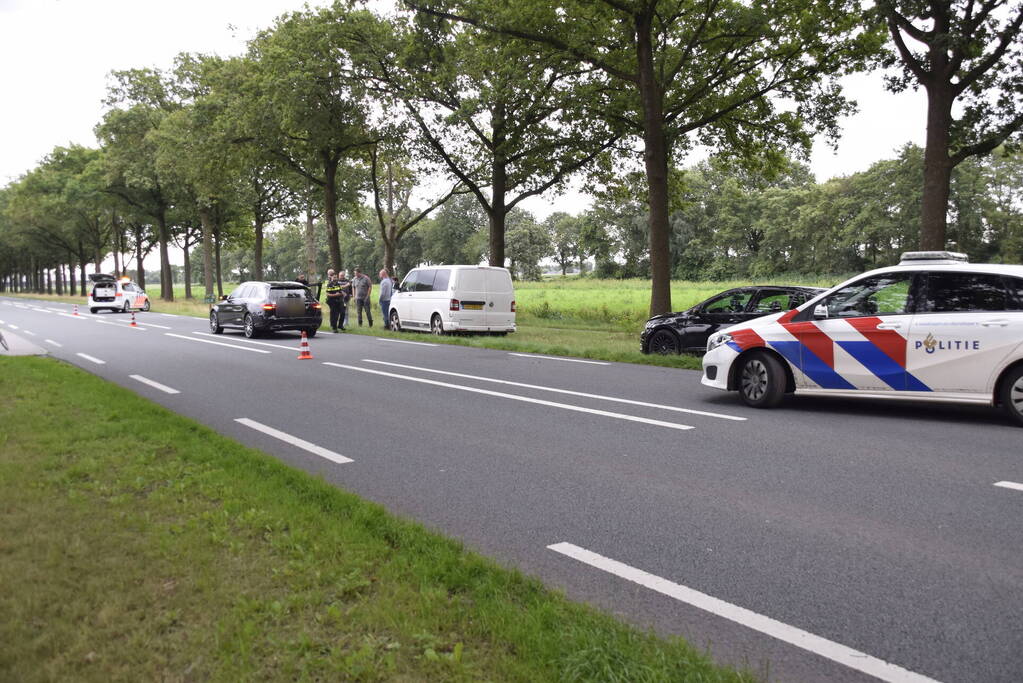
xmin=999 ymin=365 xmax=1023 ymax=427
xmin=738 ymin=351 xmax=786 ymax=408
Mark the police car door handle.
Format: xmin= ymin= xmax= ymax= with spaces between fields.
xmin=981 ymin=319 xmax=1010 ymax=327
xmin=875 ymin=322 xmax=902 ymax=330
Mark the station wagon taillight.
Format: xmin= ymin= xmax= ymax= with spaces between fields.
xmin=262 ymin=303 xmax=275 ymax=312
xmin=450 ymin=299 xmax=460 ymax=311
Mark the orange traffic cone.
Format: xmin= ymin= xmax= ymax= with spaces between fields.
xmin=297 ymin=330 xmax=313 ymax=360
xmin=73 ymin=304 xmax=80 ymax=316
xmin=130 ymin=311 xmax=138 ymax=327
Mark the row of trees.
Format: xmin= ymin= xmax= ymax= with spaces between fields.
xmin=1 ymin=1 xmax=1021 ymax=314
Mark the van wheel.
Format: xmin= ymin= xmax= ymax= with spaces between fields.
xmin=431 ymin=314 xmax=445 ymax=335
xmin=738 ymin=351 xmax=785 ymax=408
xmin=999 ymin=365 xmax=1023 ymax=427
xmin=210 ymin=311 xmax=223 ymax=334
xmin=389 ymin=310 xmax=401 ymax=332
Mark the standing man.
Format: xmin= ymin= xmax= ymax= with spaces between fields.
xmin=351 ymin=267 xmax=373 ymax=327
xmin=337 ymin=269 xmax=352 ymax=330
xmin=324 ymin=269 xmax=343 ymax=333
xmin=378 ymin=268 xmax=392 ymax=330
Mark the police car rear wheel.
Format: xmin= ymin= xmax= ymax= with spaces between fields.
xmin=999 ymin=365 xmax=1023 ymax=427
xmin=738 ymin=351 xmax=785 ymax=408
xmin=210 ymin=311 xmax=223 ymax=334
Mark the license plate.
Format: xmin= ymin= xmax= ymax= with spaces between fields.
xmin=462 ymin=303 xmax=483 ymax=310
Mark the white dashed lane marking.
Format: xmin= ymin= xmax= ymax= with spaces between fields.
xmin=193 ymin=332 xmax=297 ymax=351
xmin=994 ymin=481 xmax=1023 ymax=492
xmin=235 ymin=418 xmax=352 ymax=464
xmin=76 ymin=353 xmax=106 ymax=365
xmin=130 ymin=375 xmax=180 ymax=394
xmin=362 ymin=359 xmax=745 ymax=421
xmin=45 ymin=339 xmax=62 ymax=347
xmin=548 ymin=542 xmax=940 ymax=683
xmin=165 ymin=333 xmax=270 ymax=354
xmin=325 ymin=362 xmax=694 ymax=431
xmin=509 ymin=352 xmax=609 ymax=365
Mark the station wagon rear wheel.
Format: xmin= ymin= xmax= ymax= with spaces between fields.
xmin=243 ymin=313 xmax=258 ymax=338
xmin=649 ymin=329 xmax=680 ymax=355
xmin=1000 ymin=365 xmax=1023 ymax=427
xmin=738 ymin=351 xmax=785 ymax=408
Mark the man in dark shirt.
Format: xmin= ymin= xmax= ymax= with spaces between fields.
xmin=337 ymin=270 xmax=353 ymax=330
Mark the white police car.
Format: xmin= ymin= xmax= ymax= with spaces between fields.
xmin=702 ymin=252 xmax=1023 ymax=425
xmin=88 ymin=274 xmax=151 ymax=314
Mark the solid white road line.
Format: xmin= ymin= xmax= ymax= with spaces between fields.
xmin=548 ymin=542 xmax=940 ymax=683
xmin=193 ymin=332 xmax=298 ymax=351
xmin=76 ymin=353 xmax=106 ymax=365
xmin=32 ymin=308 xmax=51 ymax=313
xmin=509 ymin=352 xmax=609 ymax=365
xmin=235 ymin=418 xmax=353 ymax=464
xmin=325 ymin=362 xmax=694 ymax=431
xmin=165 ymin=333 xmax=271 ymax=353
xmin=130 ymin=374 xmax=181 ymax=394
xmin=46 ymin=307 xmax=65 ymax=313
xmin=44 ymin=339 xmax=63 ymax=347
xmin=994 ymin=481 xmax=1023 ymax=492
xmin=375 ymin=337 xmax=438 ymax=347
xmin=363 ymin=359 xmax=746 ymax=421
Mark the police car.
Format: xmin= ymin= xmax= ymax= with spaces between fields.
xmin=702 ymin=252 xmax=1023 ymax=425
xmin=88 ymin=274 xmax=151 ymax=314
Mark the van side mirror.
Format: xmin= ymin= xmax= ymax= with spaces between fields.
xmin=813 ymin=304 xmax=828 ymax=320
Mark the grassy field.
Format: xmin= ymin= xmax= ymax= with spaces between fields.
xmin=5 ymin=275 xmax=841 ymax=369
xmin=0 ymin=357 xmax=750 ymax=682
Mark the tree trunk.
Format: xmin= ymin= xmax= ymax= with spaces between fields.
xmin=214 ymin=225 xmax=223 ymax=297
xmin=305 ymin=203 xmax=317 ymax=281
xmin=46 ymin=268 xmax=52 ymax=295
xmin=112 ymin=214 xmax=121 ymax=277
xmin=67 ymin=254 xmax=76 ymax=297
xmin=134 ymin=227 xmax=146 ymax=291
xmin=920 ymin=82 xmax=954 ymax=251
xmin=156 ymin=211 xmax=174 ymax=301
xmin=254 ymin=217 xmax=265 ymax=280
xmin=182 ymin=237 xmax=193 ymax=300
xmin=489 ymin=103 xmax=508 ymax=267
xmin=199 ymin=207 xmax=215 ymax=302
xmin=635 ymin=11 xmax=672 ymax=316
xmin=323 ymin=153 xmax=343 ymax=272
xmin=79 ymin=257 xmax=87 ymax=297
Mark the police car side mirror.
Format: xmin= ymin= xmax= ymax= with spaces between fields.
xmin=813 ymin=304 xmax=828 ymax=320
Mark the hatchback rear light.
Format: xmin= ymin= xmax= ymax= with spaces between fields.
xmin=115 ymin=292 xmax=123 ymax=297
xmin=262 ymin=303 xmax=276 ymax=312
xmin=450 ymin=299 xmax=460 ymax=311
xmin=511 ymin=300 xmax=516 ymax=312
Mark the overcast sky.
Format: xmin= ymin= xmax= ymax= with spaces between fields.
xmin=0 ymin=0 xmax=927 ymax=217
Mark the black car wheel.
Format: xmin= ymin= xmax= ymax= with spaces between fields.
xmin=430 ymin=314 xmax=444 ymax=335
xmin=999 ymin=365 xmax=1023 ymax=427
xmin=648 ymin=329 xmax=680 ymax=355
xmin=389 ymin=310 xmax=401 ymax=332
xmin=306 ymin=327 xmax=317 ymax=338
xmin=243 ymin=313 xmax=258 ymax=338
xmin=738 ymin=351 xmax=786 ymax=408
xmin=210 ymin=311 xmax=223 ymax=334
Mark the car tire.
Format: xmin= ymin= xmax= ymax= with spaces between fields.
xmin=210 ymin=311 xmax=223 ymax=334
xmin=243 ymin=313 xmax=258 ymax=338
xmin=306 ymin=327 xmax=317 ymax=338
xmin=430 ymin=314 xmax=444 ymax=336
xmin=142 ymin=299 xmax=151 ymax=312
xmin=389 ymin=309 xmax=401 ymax=332
xmin=738 ymin=351 xmax=786 ymax=408
xmin=89 ymin=308 xmax=97 ymax=314
xmin=648 ymin=329 xmax=680 ymax=355
xmin=122 ymin=301 xmax=131 ymax=313
xmin=999 ymin=365 xmax=1023 ymax=427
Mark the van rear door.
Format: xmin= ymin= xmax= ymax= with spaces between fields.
xmin=452 ymin=268 xmax=486 ymax=328
xmin=484 ymin=268 xmax=515 ymax=330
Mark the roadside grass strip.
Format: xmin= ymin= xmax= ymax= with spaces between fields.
xmin=549 ymin=543 xmax=940 ymax=683
xmin=325 ymin=362 xmax=695 ymax=431
xmin=0 ymin=357 xmax=746 ymax=682
xmin=362 ymin=359 xmax=746 ymax=421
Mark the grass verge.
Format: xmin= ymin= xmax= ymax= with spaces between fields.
xmin=0 ymin=357 xmax=750 ymax=682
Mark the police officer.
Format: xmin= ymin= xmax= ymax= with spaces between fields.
xmin=324 ymin=269 xmax=344 ymax=333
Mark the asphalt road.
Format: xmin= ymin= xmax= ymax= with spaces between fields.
xmin=2 ymin=296 xmax=1021 ymax=683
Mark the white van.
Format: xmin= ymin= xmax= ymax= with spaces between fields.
xmin=388 ymin=265 xmax=516 ymax=335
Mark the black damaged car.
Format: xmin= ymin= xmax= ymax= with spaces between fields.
xmin=210 ymin=281 xmax=322 ymax=338
xmin=640 ymin=285 xmax=825 ymax=355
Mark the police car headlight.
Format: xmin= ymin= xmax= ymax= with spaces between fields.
xmin=707 ymin=332 xmax=732 ymax=351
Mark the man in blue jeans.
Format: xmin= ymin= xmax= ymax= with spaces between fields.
xmin=378 ymin=268 xmax=392 ymax=329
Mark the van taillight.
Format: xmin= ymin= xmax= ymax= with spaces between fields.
xmin=450 ymin=299 xmax=460 ymax=311
xmin=262 ymin=303 xmax=276 ymax=312
xmin=511 ymin=300 xmax=516 ymax=312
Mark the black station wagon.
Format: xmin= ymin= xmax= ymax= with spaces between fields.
xmin=640 ymin=285 xmax=825 ymax=355
xmin=210 ymin=281 xmax=322 ymax=338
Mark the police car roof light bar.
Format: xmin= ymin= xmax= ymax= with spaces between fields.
xmin=899 ymin=251 xmax=969 ymax=264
